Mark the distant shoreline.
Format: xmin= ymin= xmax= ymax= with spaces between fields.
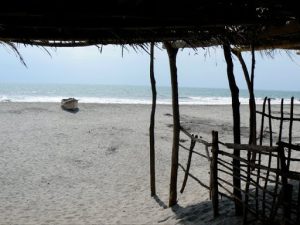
xmin=1 ymin=84 xmax=299 ymax=105
xmin=0 ymin=101 xmax=299 ymax=105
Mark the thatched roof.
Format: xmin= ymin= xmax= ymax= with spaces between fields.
xmin=0 ymin=1 xmax=300 ymax=49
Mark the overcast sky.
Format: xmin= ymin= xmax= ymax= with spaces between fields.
xmin=0 ymin=44 xmax=300 ymax=91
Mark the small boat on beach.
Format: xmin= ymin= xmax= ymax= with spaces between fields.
xmin=61 ymin=98 xmax=78 ymax=111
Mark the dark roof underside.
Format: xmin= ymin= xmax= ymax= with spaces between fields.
xmin=0 ymin=0 xmax=300 ymax=48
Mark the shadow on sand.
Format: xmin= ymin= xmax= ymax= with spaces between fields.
xmin=61 ymin=108 xmax=80 ymax=114
xmin=153 ymin=195 xmax=168 ymax=209
xmin=153 ymin=195 xmax=244 ymax=225
xmin=171 ymin=199 xmax=243 ymax=225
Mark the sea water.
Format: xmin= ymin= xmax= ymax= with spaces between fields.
xmin=0 ymin=83 xmax=299 ymax=104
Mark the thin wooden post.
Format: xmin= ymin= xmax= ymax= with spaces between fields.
xmin=180 ymin=135 xmax=196 ymax=193
xmin=284 ymin=184 xmax=293 ymax=225
xmin=211 ymin=131 xmax=219 ymax=218
xmin=243 ymin=146 xmax=252 ymax=225
xmin=287 ymin=97 xmax=294 ymax=170
xmin=278 ymin=145 xmax=292 ymax=224
xmin=259 ymin=97 xmax=268 ymax=146
xmin=164 ymin=42 xmax=180 ymax=207
xmin=278 ymin=98 xmax=284 ymax=143
xmin=270 ymin=150 xmax=281 ymax=221
xmin=256 ymin=97 xmax=267 ymax=214
xmin=262 ymin=98 xmax=273 ymax=219
xmin=223 ymin=43 xmax=243 ymax=215
xmin=149 ymin=42 xmax=156 ymax=196
xmin=268 ymin=98 xmax=273 ymax=147
xmin=269 ymin=99 xmax=284 ymax=220
xmin=296 ymin=183 xmax=300 ymax=223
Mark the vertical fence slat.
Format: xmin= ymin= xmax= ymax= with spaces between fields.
xmin=262 ymin=98 xmax=273 ymax=219
xmin=287 ymin=97 xmax=294 ymax=170
xmin=268 ymin=98 xmax=273 ymax=147
xmin=259 ymin=97 xmax=268 ymax=146
xmin=256 ymin=97 xmax=267 ymax=214
xmin=270 ymin=149 xmax=281 ymax=221
xmin=297 ymin=183 xmax=300 ymax=223
xmin=243 ymin=146 xmax=252 ymax=225
xmin=278 ymin=98 xmax=284 ymax=143
xmin=270 ymin=99 xmax=284 ymax=220
xmin=278 ymin=145 xmax=292 ymax=224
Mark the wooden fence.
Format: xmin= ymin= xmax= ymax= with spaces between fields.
xmin=215 ymin=138 xmax=300 ymax=225
xmin=178 ymin=97 xmax=300 ymax=224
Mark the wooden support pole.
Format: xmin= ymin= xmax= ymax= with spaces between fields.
xmin=211 ymin=131 xmax=219 ymax=218
xmin=149 ymin=42 xmax=156 ymax=196
xmin=232 ymin=47 xmax=256 ymax=148
xmin=164 ymin=42 xmax=180 ymax=207
xmin=249 ymin=45 xmax=257 ymax=147
xmin=223 ymin=43 xmax=243 ymax=216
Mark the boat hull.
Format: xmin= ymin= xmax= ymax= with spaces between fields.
xmin=61 ymin=98 xmax=78 ymax=111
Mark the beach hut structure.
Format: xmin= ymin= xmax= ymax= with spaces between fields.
xmin=1 ymin=0 xmax=300 ymax=223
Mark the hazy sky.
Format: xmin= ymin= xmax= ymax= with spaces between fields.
xmin=0 ymin=44 xmax=300 ymax=91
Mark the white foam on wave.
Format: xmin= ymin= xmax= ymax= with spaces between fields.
xmin=0 ymin=95 xmax=65 ymax=103
xmin=183 ymin=96 xmax=300 ymax=105
xmin=1 ymin=95 xmax=300 ymax=105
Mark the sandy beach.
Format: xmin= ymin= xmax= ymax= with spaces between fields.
xmin=1 ymin=103 xmax=299 ymax=224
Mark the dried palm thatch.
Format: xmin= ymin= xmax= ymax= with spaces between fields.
xmin=0 ymin=0 xmax=299 ymax=50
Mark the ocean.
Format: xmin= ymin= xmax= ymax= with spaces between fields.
xmin=0 ymin=83 xmax=299 ymax=105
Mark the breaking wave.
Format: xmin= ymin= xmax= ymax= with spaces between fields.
xmin=1 ymin=95 xmax=299 ymax=105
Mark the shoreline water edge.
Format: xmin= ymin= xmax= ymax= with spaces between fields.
xmin=1 ymin=84 xmax=300 ymax=104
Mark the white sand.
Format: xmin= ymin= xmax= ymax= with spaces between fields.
xmin=0 ymin=103 xmax=299 ymax=224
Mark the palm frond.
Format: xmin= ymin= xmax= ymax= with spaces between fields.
xmin=0 ymin=41 xmax=27 ymax=67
